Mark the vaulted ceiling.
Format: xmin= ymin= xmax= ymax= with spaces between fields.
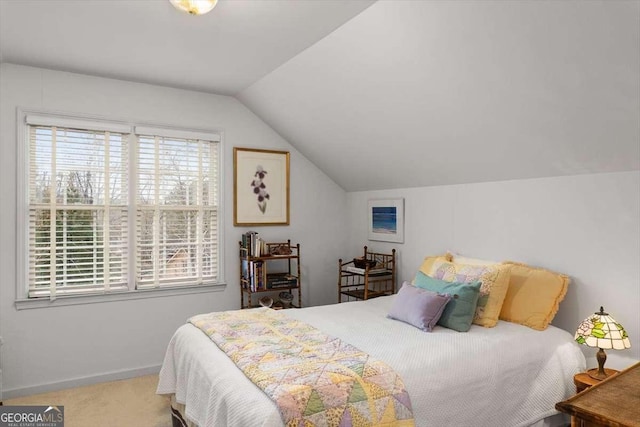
xmin=1 ymin=0 xmax=638 ymax=191
xmin=0 ymin=0 xmax=375 ymax=95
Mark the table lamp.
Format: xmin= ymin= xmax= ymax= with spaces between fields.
xmin=574 ymin=306 xmax=631 ymax=380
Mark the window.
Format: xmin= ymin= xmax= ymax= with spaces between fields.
xmin=21 ymin=113 xmax=222 ymax=301
xmin=135 ymin=128 xmax=219 ymax=289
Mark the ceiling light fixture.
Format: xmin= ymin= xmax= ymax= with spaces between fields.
xmin=170 ymin=0 xmax=218 ymax=16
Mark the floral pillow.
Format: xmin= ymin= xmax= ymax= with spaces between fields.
xmin=428 ymin=259 xmax=511 ymax=327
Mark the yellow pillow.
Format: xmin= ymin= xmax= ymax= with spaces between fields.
xmin=448 ymin=252 xmax=498 ymax=266
xmin=499 ymin=261 xmax=569 ymax=331
xmin=417 ymin=254 xmax=451 ymax=277
xmin=428 ymin=259 xmax=511 ymax=327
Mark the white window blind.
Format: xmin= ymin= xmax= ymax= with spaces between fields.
xmin=23 ymin=114 xmax=222 ymax=301
xmin=135 ymin=131 xmax=219 ymax=289
xmin=28 ymin=124 xmax=129 ymax=299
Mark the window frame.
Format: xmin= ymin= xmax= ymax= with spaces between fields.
xmin=16 ymin=109 xmax=226 ymax=310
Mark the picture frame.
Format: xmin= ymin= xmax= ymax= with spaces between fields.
xmin=367 ymin=198 xmax=404 ymax=243
xmin=234 ymin=147 xmax=290 ymax=226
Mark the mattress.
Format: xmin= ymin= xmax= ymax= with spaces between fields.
xmin=157 ymin=295 xmax=586 ymax=427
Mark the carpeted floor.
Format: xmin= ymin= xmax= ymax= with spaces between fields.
xmin=3 ymin=374 xmax=171 ymax=427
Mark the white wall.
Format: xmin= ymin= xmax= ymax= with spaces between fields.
xmin=347 ymin=172 xmax=640 ymax=369
xmin=1 ymin=63 xmax=637 ymax=398
xmin=0 ymin=64 xmax=348 ymax=398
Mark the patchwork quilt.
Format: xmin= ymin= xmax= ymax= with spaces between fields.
xmin=189 ymin=308 xmax=414 ymax=427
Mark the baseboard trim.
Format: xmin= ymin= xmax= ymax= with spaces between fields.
xmin=2 ymin=365 xmax=162 ymax=400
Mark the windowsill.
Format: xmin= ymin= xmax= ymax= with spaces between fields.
xmin=15 ymin=282 xmax=227 ymax=310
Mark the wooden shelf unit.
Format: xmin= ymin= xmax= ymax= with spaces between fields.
xmin=239 ymin=240 xmax=301 ymax=309
xmin=338 ymin=246 xmax=396 ymax=302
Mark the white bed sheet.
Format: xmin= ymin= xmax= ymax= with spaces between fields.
xmin=157 ymin=296 xmax=586 ymax=427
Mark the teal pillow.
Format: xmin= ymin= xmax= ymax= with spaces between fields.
xmin=414 ymin=271 xmax=481 ymax=332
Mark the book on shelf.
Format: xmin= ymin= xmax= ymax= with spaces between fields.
xmin=241 ymin=231 xmax=265 ymax=257
xmin=249 ymin=261 xmax=266 ymax=291
xmin=241 ymin=231 xmax=257 ymax=249
xmin=256 ymin=238 xmax=266 ymax=257
xmin=249 ymin=261 xmax=254 ymax=291
xmin=266 ymin=273 xmax=298 ymax=289
xmin=345 ymin=266 xmax=390 ymax=275
xmin=241 ymin=259 xmax=249 ymax=280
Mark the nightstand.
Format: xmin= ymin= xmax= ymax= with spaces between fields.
xmin=573 ymin=369 xmax=619 ymax=393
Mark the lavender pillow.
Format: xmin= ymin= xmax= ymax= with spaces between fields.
xmin=387 ymin=282 xmax=452 ymax=332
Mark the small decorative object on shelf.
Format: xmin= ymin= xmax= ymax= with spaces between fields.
xmin=259 ymin=296 xmax=273 ymax=308
xmin=353 ymin=257 xmax=377 ymax=269
xmin=239 ymin=234 xmax=301 ymax=309
xmin=279 ymin=292 xmax=294 ymax=308
xmin=338 ymin=246 xmax=396 ymax=302
xmin=270 ymin=244 xmax=292 ymax=256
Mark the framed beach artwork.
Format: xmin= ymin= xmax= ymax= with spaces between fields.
xmin=234 ymin=147 xmax=290 ymax=226
xmin=367 ymin=198 xmax=404 ymax=243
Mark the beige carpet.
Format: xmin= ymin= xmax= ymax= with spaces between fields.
xmin=3 ymin=375 xmax=171 ymax=427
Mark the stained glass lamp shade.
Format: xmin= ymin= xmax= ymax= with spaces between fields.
xmin=574 ymin=307 xmax=631 ymax=380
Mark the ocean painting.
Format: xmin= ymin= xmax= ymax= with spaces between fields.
xmin=368 ymin=199 xmax=404 ymax=243
xmin=372 ymin=206 xmax=397 ymax=234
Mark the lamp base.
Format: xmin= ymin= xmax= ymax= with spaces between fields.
xmin=586 ymin=367 xmax=618 ymax=381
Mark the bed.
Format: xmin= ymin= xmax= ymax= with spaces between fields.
xmin=157 ymin=295 xmax=586 ymax=427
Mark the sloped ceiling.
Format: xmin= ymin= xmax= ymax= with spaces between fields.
xmin=1 ymin=1 xmax=638 ymax=192
xmin=239 ymin=1 xmax=640 ymax=191
xmin=0 ymin=0 xmax=375 ymax=95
